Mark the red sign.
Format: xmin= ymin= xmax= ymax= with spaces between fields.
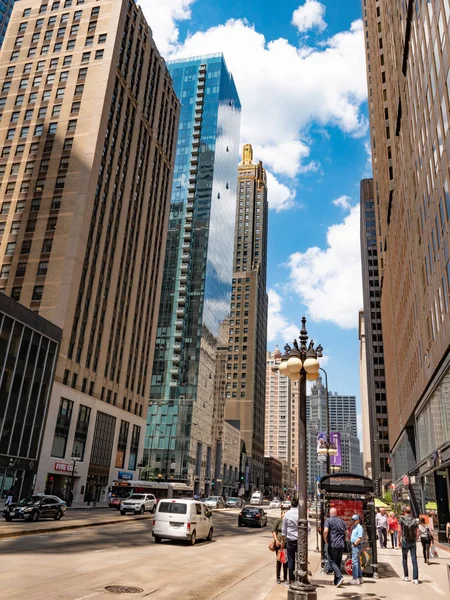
xmin=54 ymin=462 xmax=77 ymax=473
xmin=344 ymin=558 xmax=353 ymax=576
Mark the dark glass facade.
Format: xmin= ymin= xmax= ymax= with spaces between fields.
xmin=0 ymin=0 xmax=15 ymax=48
xmin=148 ymin=54 xmax=241 ymax=486
xmin=0 ymin=292 xmax=60 ymax=500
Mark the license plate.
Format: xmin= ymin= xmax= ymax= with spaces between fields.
xmin=9 ymin=511 xmax=15 ymax=515
xmin=170 ymin=522 xmax=183 ymax=528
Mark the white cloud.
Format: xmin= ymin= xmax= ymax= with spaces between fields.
xmin=139 ymin=0 xmax=194 ymax=56
xmin=292 ymin=0 xmax=327 ymax=34
xmin=267 ymin=289 xmax=299 ymax=344
xmin=287 ymin=205 xmax=362 ymax=329
xmin=266 ymin=171 xmax=296 ymax=212
xmin=139 ymin=5 xmax=367 ymax=211
xmin=332 ymin=195 xmax=352 ymax=210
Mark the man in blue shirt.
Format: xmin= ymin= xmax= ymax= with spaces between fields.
xmin=323 ymin=508 xmax=347 ymax=587
xmin=350 ymin=514 xmax=364 ymax=585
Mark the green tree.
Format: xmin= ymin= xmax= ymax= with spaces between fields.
xmin=383 ymin=491 xmax=393 ymax=504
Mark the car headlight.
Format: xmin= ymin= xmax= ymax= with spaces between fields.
xmin=23 ymin=508 xmax=33 ymax=513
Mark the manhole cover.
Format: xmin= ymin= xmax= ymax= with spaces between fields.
xmin=105 ymin=586 xmax=144 ymax=594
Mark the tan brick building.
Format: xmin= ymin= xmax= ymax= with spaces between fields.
xmin=363 ymin=0 xmax=450 ymax=531
xmin=0 ymin=0 xmax=178 ymax=502
xmin=224 ymin=144 xmax=268 ymax=491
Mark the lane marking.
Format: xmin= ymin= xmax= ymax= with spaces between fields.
xmin=73 ymin=592 xmax=102 ymax=600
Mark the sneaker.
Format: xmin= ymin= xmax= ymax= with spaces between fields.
xmin=283 ymin=581 xmax=291 ymax=587
xmin=403 ymin=577 xmax=409 ymax=582
xmin=412 ymin=580 xmax=419 ymax=585
xmin=276 ymin=579 xmax=281 ymax=585
xmin=336 ymin=577 xmax=344 ymax=588
xmin=349 ymin=579 xmax=361 ymax=585
xmin=359 ymin=578 xmax=364 ymax=584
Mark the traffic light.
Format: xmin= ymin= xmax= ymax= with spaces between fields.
xmin=212 ymin=480 xmax=215 ymax=488
xmin=240 ymin=474 xmax=244 ymax=481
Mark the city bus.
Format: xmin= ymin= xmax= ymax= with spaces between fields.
xmin=109 ymin=480 xmax=194 ymax=509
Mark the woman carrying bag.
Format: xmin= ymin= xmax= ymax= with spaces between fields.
xmin=419 ymin=517 xmax=432 ymax=564
xmin=272 ymin=508 xmax=288 ymax=584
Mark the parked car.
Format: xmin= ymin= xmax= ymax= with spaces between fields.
xmin=225 ymin=497 xmax=245 ymax=508
xmin=3 ymin=495 xmax=66 ymax=522
xmin=153 ymin=499 xmax=213 ymax=545
xmin=308 ymin=501 xmax=319 ymax=519
xmin=120 ymin=493 xmax=156 ymax=515
xmin=281 ymin=500 xmax=291 ymax=510
xmin=204 ymin=496 xmax=225 ymax=509
xmin=269 ymin=498 xmax=281 ymax=508
xmin=238 ymin=507 xmax=268 ymax=528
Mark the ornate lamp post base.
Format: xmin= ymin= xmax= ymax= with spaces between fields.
xmin=287 ymin=582 xmax=317 ymax=600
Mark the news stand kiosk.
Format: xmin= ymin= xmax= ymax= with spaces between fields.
xmin=319 ymin=473 xmax=378 ymax=578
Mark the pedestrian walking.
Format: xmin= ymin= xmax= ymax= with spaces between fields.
xmin=272 ymin=509 xmax=288 ymax=584
xmin=323 ymin=507 xmax=347 ymax=587
xmin=419 ymin=517 xmax=432 ymax=564
xmin=388 ymin=511 xmax=399 ymax=549
xmin=376 ymin=507 xmax=388 ymax=549
xmin=281 ymin=497 xmax=299 ymax=587
xmin=349 ymin=515 xmax=364 ymax=585
xmin=6 ymin=488 xmax=14 ymax=506
xmin=399 ymin=506 xmax=419 ymax=584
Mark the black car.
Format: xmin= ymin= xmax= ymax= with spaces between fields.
xmin=238 ymin=507 xmax=268 ymax=528
xmin=226 ymin=497 xmax=245 ymax=508
xmin=3 ymin=495 xmax=66 ymax=522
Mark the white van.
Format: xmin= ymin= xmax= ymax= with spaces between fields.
xmin=153 ymin=499 xmax=213 ymax=545
xmin=250 ymin=491 xmax=263 ymax=506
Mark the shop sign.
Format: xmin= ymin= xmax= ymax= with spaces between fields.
xmin=54 ymin=462 xmax=78 ymax=473
xmin=118 ymin=471 xmax=133 ymax=480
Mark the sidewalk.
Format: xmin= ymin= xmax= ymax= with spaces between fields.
xmin=265 ymin=543 xmax=450 ymax=599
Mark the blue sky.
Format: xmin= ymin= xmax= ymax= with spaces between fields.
xmin=140 ymin=0 xmax=370 ymax=433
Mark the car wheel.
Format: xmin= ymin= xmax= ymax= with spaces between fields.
xmin=4 ymin=516 xmax=12 ymax=522
xmin=207 ymin=527 xmax=213 ymax=542
xmin=140 ymin=506 xmax=145 ymax=515
xmin=54 ymin=510 xmax=63 ymax=521
xmin=189 ymin=530 xmax=196 ymax=546
xmin=32 ymin=511 xmax=39 ymax=522
xmin=154 ymin=536 xmax=162 ymax=544
xmin=120 ymin=511 xmax=126 ymax=516
xmin=238 ymin=521 xmax=243 ymax=527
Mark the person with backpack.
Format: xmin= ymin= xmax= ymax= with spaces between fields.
xmin=399 ymin=506 xmax=419 ymax=584
xmin=418 ymin=516 xmax=432 ymax=564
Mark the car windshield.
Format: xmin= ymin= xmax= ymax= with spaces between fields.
xmin=17 ymin=495 xmax=42 ymax=506
xmin=158 ymin=502 xmax=187 ymax=514
xmin=207 ymin=497 xmax=219 ymax=501
xmin=128 ymin=494 xmax=145 ymax=500
xmin=227 ymin=498 xmax=238 ymax=502
xmin=243 ymin=508 xmax=259 ymax=515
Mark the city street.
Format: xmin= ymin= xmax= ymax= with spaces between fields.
xmin=0 ymin=508 xmax=285 ymax=600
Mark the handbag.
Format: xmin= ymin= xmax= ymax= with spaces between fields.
xmin=268 ymin=540 xmax=276 ymax=552
xmin=279 ymin=549 xmax=287 ymax=564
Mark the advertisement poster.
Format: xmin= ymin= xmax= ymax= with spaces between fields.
xmin=316 ymin=432 xmax=327 ymax=463
xmin=330 ymin=431 xmax=342 ymax=466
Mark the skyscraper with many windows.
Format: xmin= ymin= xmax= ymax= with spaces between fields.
xmin=360 ymin=178 xmax=390 ymax=488
xmin=0 ymin=0 xmax=15 ymax=48
xmin=148 ymin=54 xmax=241 ymax=497
xmin=0 ymin=0 xmax=179 ymax=502
xmin=363 ymin=0 xmax=450 ymax=525
xmin=224 ymin=144 xmax=268 ymax=491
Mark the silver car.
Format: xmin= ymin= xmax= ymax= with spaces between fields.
xmin=204 ymin=496 xmax=225 ymax=509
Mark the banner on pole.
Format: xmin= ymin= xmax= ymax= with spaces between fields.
xmin=330 ymin=431 xmax=342 ymax=466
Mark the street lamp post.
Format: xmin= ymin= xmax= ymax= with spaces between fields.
xmin=279 ymin=317 xmax=322 ymax=600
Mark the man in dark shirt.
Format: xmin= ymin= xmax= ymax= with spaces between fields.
xmin=323 ymin=508 xmax=348 ymax=587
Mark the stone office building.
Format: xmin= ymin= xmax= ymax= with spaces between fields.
xmin=0 ymin=292 xmax=61 ymax=500
xmin=0 ymin=0 xmax=179 ymax=502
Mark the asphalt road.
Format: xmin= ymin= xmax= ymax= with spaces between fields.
xmin=0 ymin=508 xmax=288 ymax=600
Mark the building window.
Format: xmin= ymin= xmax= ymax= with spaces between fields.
xmin=11 ymin=287 xmax=21 ymax=301
xmin=90 ymin=411 xmax=116 ymax=469
xmin=72 ymin=405 xmax=91 ymax=461
xmin=95 ymin=50 xmax=104 ymax=60
xmin=115 ymin=420 xmax=129 ymax=468
xmin=32 ymin=285 xmax=44 ymax=301
xmin=37 ymin=261 xmax=49 ymax=276
xmin=128 ymin=424 xmax=140 ymax=471
xmin=51 ymin=398 xmax=74 ymax=458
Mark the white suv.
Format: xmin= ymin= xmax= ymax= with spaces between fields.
xmin=120 ymin=493 xmax=156 ymax=515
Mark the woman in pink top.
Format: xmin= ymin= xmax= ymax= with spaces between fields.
xmin=388 ymin=512 xmax=399 ymax=549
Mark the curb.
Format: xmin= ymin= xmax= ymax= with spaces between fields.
xmin=0 ymin=514 xmax=153 ymax=540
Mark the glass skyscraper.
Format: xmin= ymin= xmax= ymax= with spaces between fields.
xmin=147 ymin=54 xmax=241 ymax=495
xmin=0 ymin=0 xmax=15 ymax=47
